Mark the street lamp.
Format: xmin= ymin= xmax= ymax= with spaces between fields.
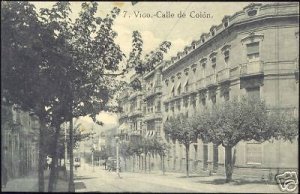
xmin=115 ymin=136 xmax=121 ymax=178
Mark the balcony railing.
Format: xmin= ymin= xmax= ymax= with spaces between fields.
xmin=143 ymin=112 xmax=162 ymax=121
xmin=240 ymin=60 xmax=264 ymax=77
xmin=217 ymin=68 xmax=230 ymax=83
xmin=144 ymin=86 xmax=162 ymax=99
xmin=197 ymin=78 xmax=206 ymax=90
xmin=128 ymin=109 xmax=142 ymax=117
xmin=129 ymin=91 xmax=142 ymax=100
xmin=206 ymin=74 xmax=217 ymax=87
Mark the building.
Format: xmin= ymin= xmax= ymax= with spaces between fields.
xmin=118 ymin=2 xmax=299 ymax=176
xmin=1 ymin=103 xmax=39 ymax=179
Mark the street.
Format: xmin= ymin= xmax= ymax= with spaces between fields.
xmin=73 ymin=162 xmax=291 ymax=193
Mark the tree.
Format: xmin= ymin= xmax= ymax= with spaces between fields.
xmin=195 ymin=97 xmax=298 ymax=182
xmin=164 ymin=116 xmax=198 ymax=177
xmin=2 ymin=2 xmax=172 ymax=191
xmin=1 ymin=2 xmax=67 ymax=191
xmin=151 ymin=137 xmax=170 ymax=174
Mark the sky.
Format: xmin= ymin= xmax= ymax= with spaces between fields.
xmin=31 ymin=1 xmax=262 ymax=132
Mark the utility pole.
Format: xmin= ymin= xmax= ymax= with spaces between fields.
xmin=92 ymin=127 xmax=95 ymax=172
xmin=116 ymin=136 xmax=120 ymax=178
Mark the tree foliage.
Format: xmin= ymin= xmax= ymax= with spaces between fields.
xmin=193 ymin=96 xmax=298 ymax=182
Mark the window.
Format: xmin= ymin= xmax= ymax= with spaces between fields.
xmin=191 ymin=95 xmax=196 ymax=108
xmin=224 ymin=21 xmax=228 ymax=28
xmin=147 ymin=121 xmax=155 ymax=131
xmin=184 ymin=82 xmax=189 ymax=92
xmin=246 ymin=42 xmax=259 ymax=60
xmin=224 ymin=91 xmax=230 ymax=101
xmin=224 ymin=50 xmax=230 ymax=64
xmin=246 ymin=143 xmax=262 ymax=164
xmin=177 ymin=100 xmax=181 ymax=110
xmin=184 ymin=98 xmax=189 ymax=108
xmin=201 ymin=98 xmax=206 ymax=106
xmin=247 ymin=9 xmax=257 ymax=17
xmin=171 ymin=103 xmax=175 ymax=112
xmin=165 ymin=104 xmax=169 ymax=112
xmin=247 ymin=87 xmax=260 ymax=100
xmin=165 ymin=79 xmax=169 ymax=86
xmin=211 ymin=95 xmax=216 ymax=104
xmin=211 ymin=56 xmax=216 ymax=68
xmin=157 ymin=101 xmax=161 ymax=112
xmin=171 ymin=87 xmax=175 ymax=97
xmin=177 ymin=84 xmax=181 ymax=95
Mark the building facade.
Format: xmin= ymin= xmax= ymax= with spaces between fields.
xmin=1 ymin=103 xmax=40 ymax=179
xmin=118 ymin=2 xmax=299 ymax=175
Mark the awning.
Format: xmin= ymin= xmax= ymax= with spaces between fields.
xmin=145 ymin=130 xmax=156 ymax=138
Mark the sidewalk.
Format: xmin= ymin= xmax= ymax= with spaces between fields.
xmin=2 ymin=169 xmax=69 ymax=192
xmin=117 ymin=169 xmax=296 ymax=193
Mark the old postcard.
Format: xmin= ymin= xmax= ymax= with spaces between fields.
xmin=1 ymin=1 xmax=299 ymax=193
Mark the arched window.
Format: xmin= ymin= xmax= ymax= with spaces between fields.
xmin=171 ymin=86 xmax=175 ymax=97
xmin=184 ymin=81 xmax=189 ymax=92
xmin=177 ymin=83 xmax=181 ymax=95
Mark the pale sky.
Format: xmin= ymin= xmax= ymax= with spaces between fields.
xmin=31 ymin=1 xmax=263 ymax=130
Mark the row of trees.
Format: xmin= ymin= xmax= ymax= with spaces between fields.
xmin=118 ymin=135 xmax=170 ymax=173
xmin=2 ymin=1 xmax=171 ymax=192
xmin=164 ymin=97 xmax=298 ymax=182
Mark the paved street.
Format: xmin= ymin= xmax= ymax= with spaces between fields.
xmin=74 ymin=162 xmax=293 ymax=193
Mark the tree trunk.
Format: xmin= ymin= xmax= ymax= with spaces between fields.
xmin=162 ymin=154 xmax=165 ymax=175
xmin=144 ymin=154 xmax=147 ymax=173
xmin=68 ymin=117 xmax=75 ymax=192
xmin=173 ymin=142 xmax=176 ymax=171
xmin=132 ymin=156 xmax=135 ymax=172
xmin=48 ymin=124 xmax=61 ymax=192
xmin=225 ymin=146 xmax=233 ymax=183
xmin=38 ymin=121 xmax=45 ymax=192
xmin=148 ymin=155 xmax=151 ymax=173
xmin=124 ymin=157 xmax=127 ymax=172
xmin=185 ymin=145 xmax=189 ymax=178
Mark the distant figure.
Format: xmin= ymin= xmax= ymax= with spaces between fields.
xmin=46 ymin=156 xmax=52 ymax=170
xmin=2 ymin=146 xmax=8 ymax=188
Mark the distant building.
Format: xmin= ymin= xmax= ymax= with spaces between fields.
xmin=118 ymin=2 xmax=299 ymax=175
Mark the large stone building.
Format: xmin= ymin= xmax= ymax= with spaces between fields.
xmin=118 ymin=2 xmax=299 ymax=175
xmin=1 ymin=103 xmax=40 ymax=179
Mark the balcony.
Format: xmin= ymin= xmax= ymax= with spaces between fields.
xmin=197 ymin=78 xmax=206 ymax=90
xmin=128 ymin=91 xmax=142 ymax=100
xmin=217 ymin=68 xmax=230 ymax=83
xmin=144 ymin=86 xmax=162 ymax=99
xmin=240 ymin=60 xmax=264 ymax=78
xmin=143 ymin=112 xmax=162 ymax=122
xmin=206 ymin=74 xmax=217 ymax=87
xmin=128 ymin=109 xmax=142 ymax=118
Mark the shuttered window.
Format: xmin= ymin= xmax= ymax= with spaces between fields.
xmin=247 ymin=42 xmax=259 ymax=55
xmin=246 ymin=143 xmax=262 ymax=164
xmin=247 ymin=42 xmax=260 ymax=60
